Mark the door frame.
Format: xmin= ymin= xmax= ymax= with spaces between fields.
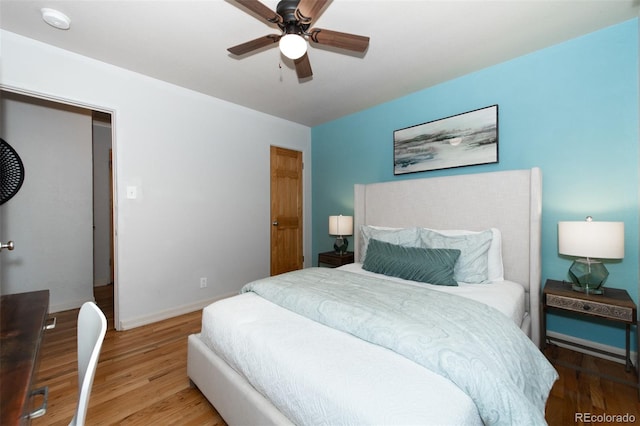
xmin=0 ymin=84 xmax=120 ymax=327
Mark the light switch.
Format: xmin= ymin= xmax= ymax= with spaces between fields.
xmin=126 ymin=186 xmax=137 ymax=199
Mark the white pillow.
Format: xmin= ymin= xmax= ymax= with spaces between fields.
xmin=359 ymin=225 xmax=421 ymax=263
xmin=420 ymin=228 xmax=504 ymax=282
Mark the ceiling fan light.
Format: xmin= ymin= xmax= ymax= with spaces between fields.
xmin=279 ymin=34 xmax=307 ymax=60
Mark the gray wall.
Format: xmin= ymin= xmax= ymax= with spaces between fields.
xmin=92 ymin=121 xmax=112 ymax=287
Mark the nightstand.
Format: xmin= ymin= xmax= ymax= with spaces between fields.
xmin=542 ymin=279 xmax=639 ymax=393
xmin=318 ymin=251 xmax=354 ymax=268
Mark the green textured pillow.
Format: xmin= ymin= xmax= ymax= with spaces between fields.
xmin=362 ymin=239 xmax=461 ymax=286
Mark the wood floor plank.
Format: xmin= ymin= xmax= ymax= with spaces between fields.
xmin=32 ymin=286 xmax=224 ymax=426
xmin=544 ymin=344 xmax=640 ymax=425
xmin=33 ymin=284 xmax=640 ymax=425
xmin=116 ymin=388 xmax=221 ymax=425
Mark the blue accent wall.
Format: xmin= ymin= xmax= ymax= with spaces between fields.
xmin=311 ymin=19 xmax=639 ymax=349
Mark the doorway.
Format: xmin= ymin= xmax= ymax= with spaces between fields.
xmin=0 ymin=90 xmax=116 ymax=316
xmin=92 ymin=111 xmax=114 ymax=289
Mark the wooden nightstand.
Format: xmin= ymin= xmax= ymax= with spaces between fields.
xmin=318 ymin=251 xmax=354 ymax=268
xmin=543 ymin=279 xmax=638 ymax=393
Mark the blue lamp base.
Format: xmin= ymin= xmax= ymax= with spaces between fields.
xmin=568 ymin=258 xmax=608 ymax=295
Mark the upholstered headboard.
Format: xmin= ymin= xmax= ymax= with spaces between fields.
xmin=353 ymin=168 xmax=542 ymax=347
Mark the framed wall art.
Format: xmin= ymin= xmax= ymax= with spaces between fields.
xmin=393 ymin=105 xmax=498 ymax=175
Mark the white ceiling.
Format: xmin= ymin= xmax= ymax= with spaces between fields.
xmin=1 ymin=1 xmax=638 ymax=127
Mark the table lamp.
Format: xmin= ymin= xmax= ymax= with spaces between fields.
xmin=329 ymin=215 xmax=353 ymax=255
xmin=558 ymin=216 xmax=624 ymax=294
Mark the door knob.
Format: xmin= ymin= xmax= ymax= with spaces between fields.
xmin=0 ymin=241 xmax=15 ymax=251
xmin=272 ymin=221 xmax=279 ymax=226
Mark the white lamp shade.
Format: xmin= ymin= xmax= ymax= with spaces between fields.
xmin=329 ymin=215 xmax=353 ymax=236
xmin=279 ymin=34 xmax=307 ymax=60
xmin=558 ymin=220 xmax=624 ymax=259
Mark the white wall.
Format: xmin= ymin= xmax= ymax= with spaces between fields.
xmin=0 ymin=93 xmax=94 ymax=309
xmin=0 ymin=30 xmax=312 ymax=329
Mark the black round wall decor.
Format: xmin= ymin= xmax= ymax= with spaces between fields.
xmin=0 ymin=138 xmax=25 ymax=205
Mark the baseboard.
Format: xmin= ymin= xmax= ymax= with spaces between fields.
xmin=546 ymin=330 xmax=637 ymax=367
xmin=118 ymin=292 xmax=237 ymax=330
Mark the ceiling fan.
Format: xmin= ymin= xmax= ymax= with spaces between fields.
xmin=227 ymin=0 xmax=370 ymax=79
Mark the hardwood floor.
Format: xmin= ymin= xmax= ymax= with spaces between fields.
xmin=33 ymin=285 xmax=639 ymax=425
xmin=544 ymin=345 xmax=640 ymax=425
xmin=33 ymin=285 xmax=225 ymax=425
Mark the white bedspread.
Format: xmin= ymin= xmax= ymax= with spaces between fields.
xmin=242 ymin=268 xmax=554 ymax=425
xmin=200 ymin=268 xmax=534 ymax=425
xmin=202 ymin=292 xmax=483 ymax=426
xmin=340 ymin=263 xmax=526 ymax=327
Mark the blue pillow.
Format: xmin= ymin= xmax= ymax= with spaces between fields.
xmin=420 ymin=228 xmax=493 ymax=283
xmin=362 ymin=239 xmax=460 ymax=286
xmin=360 ymin=226 xmax=421 ymax=262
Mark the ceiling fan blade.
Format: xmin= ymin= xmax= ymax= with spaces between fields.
xmin=295 ymin=0 xmax=330 ymax=24
xmin=294 ymin=53 xmax=313 ymax=79
xmin=309 ymin=28 xmax=369 ymax=52
xmin=228 ymin=35 xmax=281 ymax=56
xmin=234 ymin=0 xmax=282 ymax=24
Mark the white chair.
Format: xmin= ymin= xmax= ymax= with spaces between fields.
xmin=69 ymin=301 xmax=107 ymax=426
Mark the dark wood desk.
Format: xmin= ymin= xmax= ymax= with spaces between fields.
xmin=1 ymin=290 xmax=50 ymax=426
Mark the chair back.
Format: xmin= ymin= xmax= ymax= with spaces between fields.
xmin=69 ymin=301 xmax=107 ymax=426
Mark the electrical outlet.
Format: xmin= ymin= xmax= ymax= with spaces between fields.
xmin=200 ymin=277 xmax=207 ymax=288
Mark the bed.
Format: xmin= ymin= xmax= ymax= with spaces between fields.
xmin=188 ymin=167 xmax=557 ymax=425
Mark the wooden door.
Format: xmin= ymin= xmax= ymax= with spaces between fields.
xmin=270 ymin=146 xmax=303 ymax=276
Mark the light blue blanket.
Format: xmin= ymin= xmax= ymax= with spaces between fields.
xmin=242 ymin=267 xmax=557 ymax=425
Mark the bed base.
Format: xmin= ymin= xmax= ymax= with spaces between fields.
xmin=187 ymin=333 xmax=294 ymax=425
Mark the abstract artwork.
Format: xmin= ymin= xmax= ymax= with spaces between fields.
xmin=394 ymin=105 xmax=498 ymax=175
